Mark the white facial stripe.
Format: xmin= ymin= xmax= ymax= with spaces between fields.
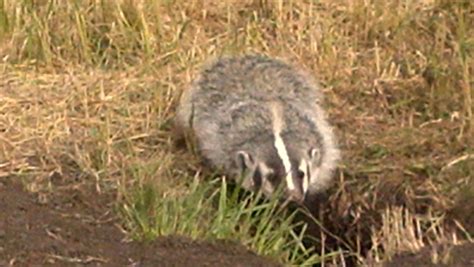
xmin=299 ymin=160 xmax=309 ymax=194
xmin=286 ymin=174 xmax=295 ymax=191
xmin=270 ymin=102 xmax=294 ymax=191
xmin=274 ymin=132 xmax=294 ymax=190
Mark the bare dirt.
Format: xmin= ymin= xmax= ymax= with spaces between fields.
xmin=0 ymin=177 xmax=280 ymax=267
xmin=384 ymin=242 xmax=474 ymax=267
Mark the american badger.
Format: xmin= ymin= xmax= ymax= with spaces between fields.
xmin=175 ymin=55 xmax=340 ymax=204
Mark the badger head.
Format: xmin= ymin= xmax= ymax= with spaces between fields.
xmin=231 ymin=102 xmax=338 ymax=205
xmin=234 ymin=145 xmax=323 ymax=205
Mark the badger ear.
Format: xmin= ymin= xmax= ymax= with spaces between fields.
xmin=309 ymin=148 xmax=322 ymax=165
xmin=236 ymin=151 xmax=254 ymax=172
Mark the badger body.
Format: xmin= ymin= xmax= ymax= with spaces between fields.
xmin=175 ymin=55 xmax=340 ymax=204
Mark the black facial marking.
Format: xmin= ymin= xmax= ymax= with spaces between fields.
xmin=264 ymin=140 xmax=286 ymax=189
xmin=253 ymin=167 xmax=262 ymax=189
xmin=266 ymin=172 xmax=278 ymax=183
xmin=296 ymin=170 xmax=305 ymax=180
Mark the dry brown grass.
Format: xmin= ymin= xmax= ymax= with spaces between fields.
xmin=1 ymin=0 xmax=473 ymax=265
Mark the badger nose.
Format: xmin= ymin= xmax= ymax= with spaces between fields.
xmin=287 ymin=190 xmax=305 ymax=205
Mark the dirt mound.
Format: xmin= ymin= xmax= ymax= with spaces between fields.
xmin=384 ymin=242 xmax=474 ymax=267
xmin=0 ymin=178 xmax=280 ymax=267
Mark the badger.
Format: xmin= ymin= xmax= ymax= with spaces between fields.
xmin=175 ymin=55 xmax=340 ymax=205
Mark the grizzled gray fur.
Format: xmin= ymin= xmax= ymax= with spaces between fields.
xmin=175 ymin=54 xmax=340 ymax=204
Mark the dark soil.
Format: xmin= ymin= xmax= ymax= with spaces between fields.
xmin=384 ymin=242 xmax=474 ymax=267
xmin=0 ymin=178 xmax=280 ymax=267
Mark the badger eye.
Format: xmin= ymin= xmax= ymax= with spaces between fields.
xmin=296 ymin=170 xmax=305 ymax=180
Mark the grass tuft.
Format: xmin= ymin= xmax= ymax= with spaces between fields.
xmin=121 ymin=177 xmax=323 ymax=266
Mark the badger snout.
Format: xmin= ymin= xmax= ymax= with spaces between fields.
xmin=286 ymin=189 xmax=305 ymax=205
